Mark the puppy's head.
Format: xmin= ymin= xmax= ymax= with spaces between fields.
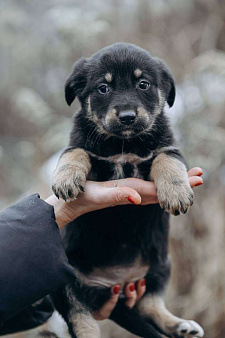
xmin=65 ymin=43 xmax=175 ymax=138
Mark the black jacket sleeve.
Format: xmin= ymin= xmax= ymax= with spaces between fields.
xmin=0 ymin=194 xmax=75 ymax=327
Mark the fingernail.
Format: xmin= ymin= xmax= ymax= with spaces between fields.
xmin=128 ymin=196 xmax=136 ymax=205
xmin=113 ymin=285 xmax=120 ymax=295
xmin=141 ymin=279 xmax=146 ymax=287
xmin=129 ymin=283 xmax=135 ymax=292
xmin=195 ymin=181 xmax=203 ymax=186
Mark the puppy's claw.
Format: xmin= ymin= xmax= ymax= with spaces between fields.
xmin=157 ymin=181 xmax=194 ymax=216
xmin=68 ymin=189 xmax=74 ymax=198
xmin=189 ymin=198 xmax=194 ymax=206
xmin=52 ymin=175 xmax=86 ymax=201
xmin=79 ymin=185 xmax=85 ymax=192
xmin=61 ymin=192 xmax=67 ymax=201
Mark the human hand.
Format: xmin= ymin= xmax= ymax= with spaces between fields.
xmin=45 ymin=167 xmax=203 ymax=229
xmin=93 ymin=279 xmax=146 ymax=320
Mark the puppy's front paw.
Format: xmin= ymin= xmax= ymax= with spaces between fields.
xmin=52 ymin=165 xmax=86 ymax=201
xmin=156 ymin=180 xmax=194 ymax=216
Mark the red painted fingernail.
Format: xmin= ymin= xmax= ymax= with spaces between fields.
xmin=141 ymin=279 xmax=146 ymax=287
xmin=128 ymin=196 xmax=136 ymax=205
xmin=129 ymin=283 xmax=135 ymax=292
xmin=195 ymin=181 xmax=203 ymax=186
xmin=113 ymin=285 xmax=120 ymax=294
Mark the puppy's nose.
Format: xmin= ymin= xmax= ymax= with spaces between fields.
xmin=118 ymin=111 xmax=136 ymax=125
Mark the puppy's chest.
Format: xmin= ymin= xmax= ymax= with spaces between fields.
xmin=88 ymin=152 xmax=153 ymax=180
xmin=111 ymin=160 xmax=142 ymax=180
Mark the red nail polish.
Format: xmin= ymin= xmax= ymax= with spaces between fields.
xmin=195 ymin=182 xmax=203 ymax=186
xmin=141 ymin=279 xmax=146 ymax=287
xmin=129 ymin=283 xmax=135 ymax=292
xmin=113 ymin=285 xmax=120 ymax=294
xmin=128 ymin=196 xmax=136 ymax=205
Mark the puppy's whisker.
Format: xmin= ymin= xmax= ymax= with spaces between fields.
xmin=85 ymin=126 xmax=97 ymax=147
xmin=85 ymin=131 xmax=93 ymax=145
xmin=138 ymin=134 xmax=145 ymax=142
xmin=92 ymin=130 xmax=100 ymax=146
xmin=98 ymin=132 xmax=106 ymax=144
xmin=91 ymin=126 xmax=106 ymax=146
xmin=90 ymin=130 xmax=98 ymax=146
xmin=94 ymin=133 xmax=100 ymax=145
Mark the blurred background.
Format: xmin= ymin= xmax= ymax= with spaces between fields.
xmin=0 ymin=0 xmax=225 ymax=337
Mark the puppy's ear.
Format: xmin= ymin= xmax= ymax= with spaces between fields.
xmin=161 ymin=67 xmax=175 ymax=108
xmin=65 ymin=58 xmax=87 ymax=106
xmin=154 ymin=58 xmax=176 ymax=108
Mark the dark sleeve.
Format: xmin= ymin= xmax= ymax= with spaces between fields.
xmin=0 ymin=194 xmax=75 ymax=325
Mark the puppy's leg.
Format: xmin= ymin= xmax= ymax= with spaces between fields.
xmin=110 ymin=301 xmax=164 ymax=338
xmin=52 ymin=147 xmax=91 ymax=200
xmin=51 ymin=286 xmax=100 ymax=338
xmin=151 ymin=152 xmax=193 ymax=215
xmin=68 ymin=307 xmax=100 ymax=338
xmin=137 ymin=293 xmax=204 ymax=337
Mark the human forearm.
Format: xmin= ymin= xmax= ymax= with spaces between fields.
xmin=0 ymin=194 xmax=74 ymax=325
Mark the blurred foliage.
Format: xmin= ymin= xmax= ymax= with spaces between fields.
xmin=0 ymin=0 xmax=225 ymax=337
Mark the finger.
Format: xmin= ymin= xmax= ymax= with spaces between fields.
xmin=103 ymin=186 xmax=142 ymax=206
xmin=115 ymin=180 xmax=158 ymax=205
xmin=136 ymin=279 xmax=146 ymax=301
xmin=189 ymin=176 xmax=203 ymax=188
xmin=100 ymin=178 xmax=158 ymax=199
xmin=124 ymin=283 xmax=137 ymax=309
xmin=85 ymin=183 xmax=142 ymax=208
xmin=93 ymin=285 xmax=120 ymax=320
xmin=188 ymin=167 xmax=203 ymax=177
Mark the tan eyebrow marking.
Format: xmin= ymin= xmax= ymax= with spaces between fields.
xmin=105 ymin=73 xmax=112 ymax=82
xmin=134 ymin=68 xmax=142 ymax=78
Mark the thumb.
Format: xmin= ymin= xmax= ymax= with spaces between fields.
xmin=106 ymin=186 xmax=141 ymax=206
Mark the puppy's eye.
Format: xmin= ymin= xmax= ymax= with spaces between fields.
xmin=98 ymin=85 xmax=110 ymax=94
xmin=139 ymin=81 xmax=150 ymax=90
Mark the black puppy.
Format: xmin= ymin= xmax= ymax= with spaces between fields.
xmin=52 ymin=43 xmax=204 ymax=338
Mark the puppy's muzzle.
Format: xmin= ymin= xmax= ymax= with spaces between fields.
xmin=118 ymin=110 xmax=136 ymax=125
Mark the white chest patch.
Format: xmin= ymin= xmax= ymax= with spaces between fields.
xmin=74 ymin=257 xmax=149 ymax=289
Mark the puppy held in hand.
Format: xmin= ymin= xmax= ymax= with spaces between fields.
xmin=52 ymin=43 xmax=204 ymax=338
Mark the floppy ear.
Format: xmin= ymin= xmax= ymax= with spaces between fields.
xmin=154 ymin=58 xmax=176 ymax=108
xmin=161 ymin=67 xmax=176 ymax=108
xmin=65 ymin=58 xmax=87 ymax=106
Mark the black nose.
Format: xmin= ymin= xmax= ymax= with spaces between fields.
xmin=118 ymin=111 xmax=136 ymax=125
